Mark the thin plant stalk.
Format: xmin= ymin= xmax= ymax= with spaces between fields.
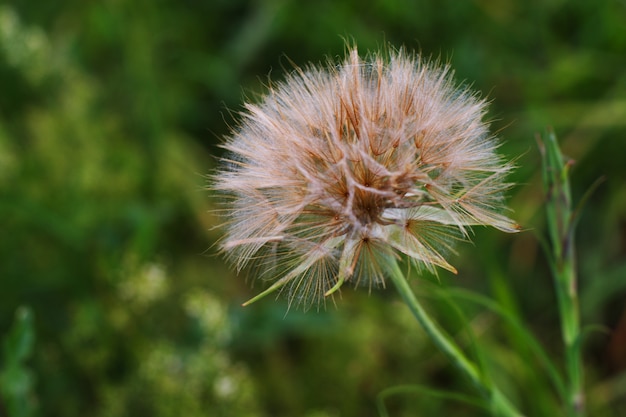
xmin=387 ymin=259 xmax=523 ymax=417
xmin=538 ymin=130 xmax=584 ymax=416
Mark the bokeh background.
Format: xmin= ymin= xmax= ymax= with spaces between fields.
xmin=1 ymin=1 xmax=625 ymax=416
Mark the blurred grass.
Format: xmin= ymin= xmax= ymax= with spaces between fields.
xmin=1 ymin=0 xmax=625 ymax=416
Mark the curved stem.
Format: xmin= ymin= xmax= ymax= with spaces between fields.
xmin=387 ymin=260 xmax=523 ymax=417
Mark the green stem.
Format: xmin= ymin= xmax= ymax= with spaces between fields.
xmin=553 ymin=237 xmax=584 ymax=416
xmin=540 ymin=131 xmax=585 ymax=416
xmin=387 ymin=260 xmax=523 ymax=417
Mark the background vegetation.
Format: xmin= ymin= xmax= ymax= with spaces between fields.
xmin=1 ymin=0 xmax=625 ymax=416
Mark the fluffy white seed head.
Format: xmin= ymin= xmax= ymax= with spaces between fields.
xmin=213 ymin=47 xmax=518 ymax=308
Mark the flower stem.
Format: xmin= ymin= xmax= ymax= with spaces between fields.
xmin=556 ymin=253 xmax=584 ymax=416
xmin=387 ymin=260 xmax=523 ymax=417
xmin=538 ymin=131 xmax=585 ymax=416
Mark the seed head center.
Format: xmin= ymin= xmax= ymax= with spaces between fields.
xmin=353 ymin=188 xmax=385 ymax=227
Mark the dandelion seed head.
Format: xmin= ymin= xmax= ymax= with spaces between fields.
xmin=213 ymin=46 xmax=518 ymax=309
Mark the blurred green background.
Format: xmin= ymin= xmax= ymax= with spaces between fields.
xmin=1 ymin=0 xmax=625 ymax=416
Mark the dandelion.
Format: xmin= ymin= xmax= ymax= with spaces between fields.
xmin=213 ymin=46 xmax=519 ymax=309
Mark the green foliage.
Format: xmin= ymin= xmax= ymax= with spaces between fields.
xmin=1 ymin=0 xmax=625 ymax=416
xmin=1 ymin=307 xmax=36 ymax=417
